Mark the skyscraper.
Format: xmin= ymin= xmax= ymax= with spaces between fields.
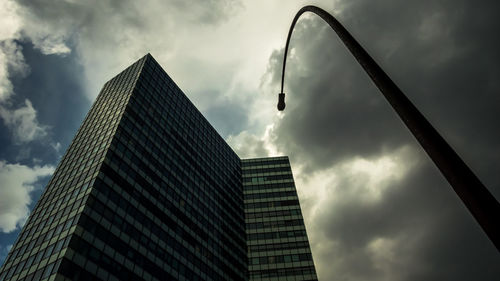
xmin=243 ymin=157 xmax=317 ymax=280
xmin=0 ymin=54 xmax=316 ymax=281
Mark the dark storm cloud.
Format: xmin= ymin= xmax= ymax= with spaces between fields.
xmin=315 ymin=159 xmax=498 ymax=280
xmin=266 ymin=0 xmax=500 ymax=280
xmin=269 ymin=17 xmax=411 ymax=171
xmin=271 ymin=0 xmax=500 ymax=179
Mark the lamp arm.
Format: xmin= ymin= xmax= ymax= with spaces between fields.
xmin=279 ymin=5 xmax=500 ymax=251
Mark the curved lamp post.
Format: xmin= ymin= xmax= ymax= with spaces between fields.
xmin=277 ymin=5 xmax=500 ymax=251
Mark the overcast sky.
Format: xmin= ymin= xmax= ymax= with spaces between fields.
xmin=1 ymin=0 xmax=499 ymax=280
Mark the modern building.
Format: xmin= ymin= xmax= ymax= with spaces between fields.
xmin=0 ymin=54 xmax=316 ymax=281
xmin=243 ymin=157 xmax=317 ymax=280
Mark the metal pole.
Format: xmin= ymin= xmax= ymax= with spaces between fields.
xmin=278 ymin=5 xmax=500 ymax=251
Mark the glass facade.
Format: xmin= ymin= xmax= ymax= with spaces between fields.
xmin=0 ymin=54 xmax=316 ymax=281
xmin=0 ymin=54 xmax=145 ymax=281
xmin=243 ymin=157 xmax=317 ymax=281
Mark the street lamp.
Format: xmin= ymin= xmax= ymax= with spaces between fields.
xmin=277 ymin=5 xmax=500 ymax=251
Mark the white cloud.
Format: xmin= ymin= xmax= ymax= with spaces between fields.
xmin=227 ymin=130 xmax=270 ymax=158
xmin=0 ymin=39 xmax=46 ymax=144
xmin=0 ymin=0 xmax=28 ymax=103
xmin=1 ymin=0 xmax=313 ymax=149
xmin=5 ymin=0 xmax=71 ymax=56
xmin=0 ymin=99 xmax=49 ymax=144
xmin=33 ymin=38 xmax=71 ymax=55
xmin=51 ymin=142 xmax=61 ymax=153
xmin=0 ymin=160 xmax=54 ymax=233
xmin=0 ymin=1 xmax=56 ymax=144
xmin=13 ymin=0 xmax=248 ymax=99
xmin=0 ymin=40 xmax=28 ymax=103
xmin=0 ymin=0 xmax=22 ymax=41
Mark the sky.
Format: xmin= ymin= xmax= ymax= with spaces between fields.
xmin=1 ymin=0 xmax=499 ymax=280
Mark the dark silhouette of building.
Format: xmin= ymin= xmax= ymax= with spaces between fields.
xmin=0 ymin=54 xmax=316 ymax=281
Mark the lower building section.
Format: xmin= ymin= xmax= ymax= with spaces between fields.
xmin=242 ymin=157 xmax=318 ymax=281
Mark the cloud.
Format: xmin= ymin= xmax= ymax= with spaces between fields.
xmin=0 ymin=0 xmax=22 ymax=41
xmin=51 ymin=142 xmax=61 ymax=153
xmin=261 ymin=0 xmax=500 ymax=279
xmin=0 ymin=99 xmax=49 ymax=144
xmin=3 ymin=0 xmax=70 ymax=56
xmin=4 ymin=0 xmax=246 ymax=146
xmin=0 ymin=40 xmax=49 ymax=144
xmin=13 ymin=0 xmax=244 ymax=99
xmin=0 ymin=1 xmax=52 ymax=145
xmin=5 ymin=0 xmax=296 ymax=149
xmin=0 ymin=160 xmax=54 ymax=233
xmin=0 ymin=40 xmax=28 ymax=102
xmin=1 ymin=0 xmax=499 ymax=279
xmin=227 ymin=130 xmax=271 ymax=158
xmin=267 ymin=17 xmax=412 ymax=172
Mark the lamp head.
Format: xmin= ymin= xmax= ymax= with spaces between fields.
xmin=277 ymin=93 xmax=286 ymax=111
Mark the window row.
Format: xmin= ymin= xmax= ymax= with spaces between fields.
xmin=247 ymin=230 xmax=307 ymax=241
xmin=248 ymin=241 xmax=311 ymax=253
xmin=246 ymin=208 xmax=301 ymax=219
xmin=243 ymin=174 xmax=294 ymax=183
xmin=241 ymin=158 xmax=289 ymax=167
xmin=245 ymin=199 xmax=300 ymax=210
xmin=250 ymin=253 xmax=313 ymax=265
xmin=246 ymin=219 xmax=304 ymax=230
xmin=249 ymin=266 xmax=316 ymax=279
xmin=244 ymin=190 xmax=297 ymax=201
xmin=241 ymin=166 xmax=291 ymax=175
xmin=243 ymin=182 xmax=295 ymax=192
